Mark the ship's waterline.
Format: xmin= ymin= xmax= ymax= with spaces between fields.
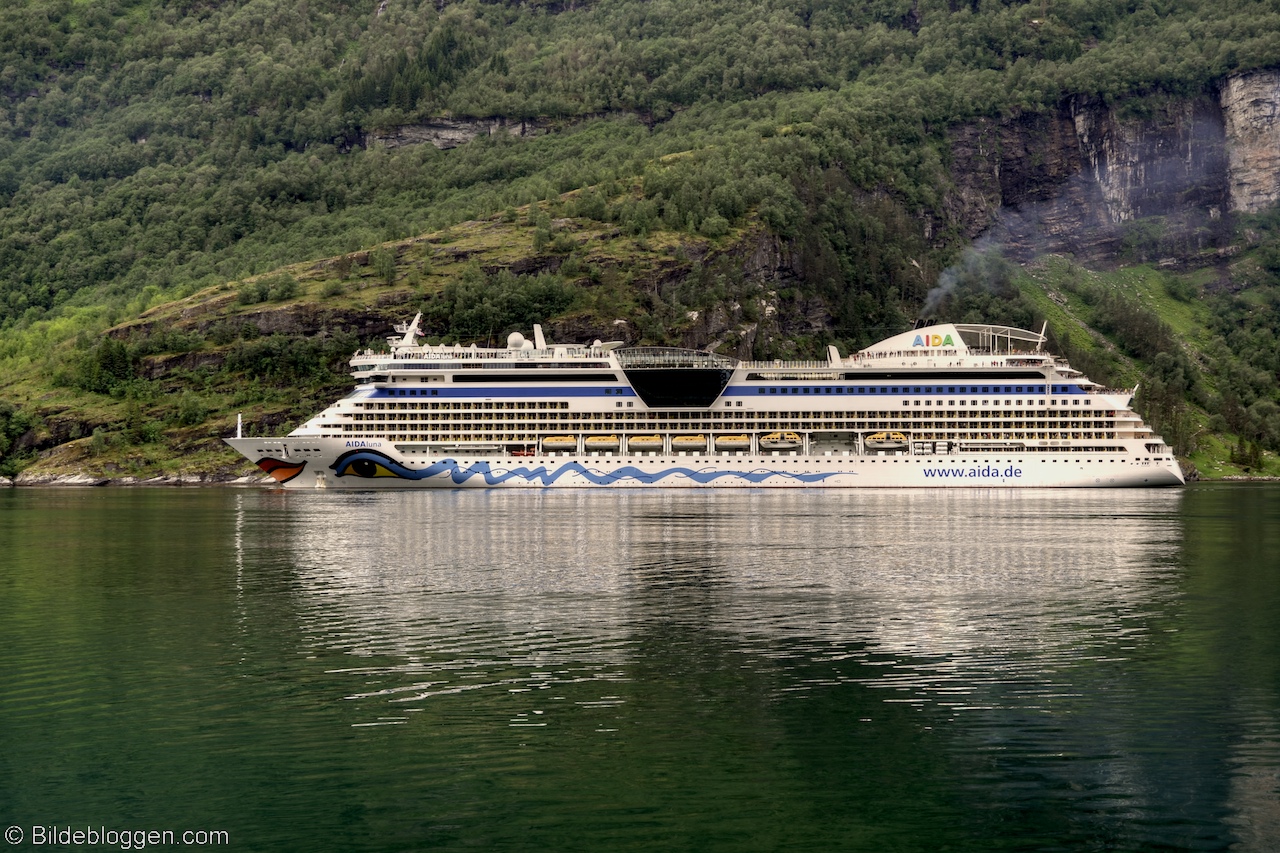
xmin=227 ymin=316 xmax=1184 ymax=488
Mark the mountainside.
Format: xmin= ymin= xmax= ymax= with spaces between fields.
xmin=949 ymin=69 xmax=1280 ymax=261
xmin=2 ymin=0 xmax=1280 ymax=481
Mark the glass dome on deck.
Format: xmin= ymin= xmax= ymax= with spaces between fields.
xmin=951 ymin=324 xmax=1047 ymax=354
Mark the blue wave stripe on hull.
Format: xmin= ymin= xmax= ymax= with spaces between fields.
xmin=332 ymin=451 xmax=844 ymax=485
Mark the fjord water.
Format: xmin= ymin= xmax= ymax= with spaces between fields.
xmin=2 ymin=486 xmax=1278 ymax=852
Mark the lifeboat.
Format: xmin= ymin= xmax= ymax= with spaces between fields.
xmin=670 ymin=435 xmax=708 ymax=450
xmin=541 ymin=435 xmax=578 ymax=451
xmin=759 ymin=432 xmax=801 ymax=450
xmin=714 ymin=434 xmax=751 ymax=450
xmin=584 ymin=434 xmax=620 ymax=450
xmin=865 ymin=431 xmax=908 ymax=451
xmin=628 ymin=434 xmax=663 ymax=451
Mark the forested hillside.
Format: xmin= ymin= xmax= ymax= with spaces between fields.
xmin=2 ymin=0 xmax=1280 ymax=480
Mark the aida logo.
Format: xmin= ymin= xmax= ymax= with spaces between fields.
xmin=912 ymin=333 xmax=955 ymax=347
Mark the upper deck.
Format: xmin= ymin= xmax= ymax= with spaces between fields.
xmin=346 ymin=317 xmax=1104 ymax=390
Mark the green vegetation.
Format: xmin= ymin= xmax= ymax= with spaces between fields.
xmin=0 ymin=401 xmax=36 ymax=477
xmin=4 ymin=0 xmax=1280 ymax=331
xmin=2 ymin=0 xmax=1280 ymax=479
xmin=423 ymin=265 xmax=579 ymax=340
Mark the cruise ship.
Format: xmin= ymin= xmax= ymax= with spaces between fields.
xmin=225 ymin=315 xmax=1185 ymax=488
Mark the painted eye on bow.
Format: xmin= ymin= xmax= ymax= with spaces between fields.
xmin=342 ymin=458 xmax=392 ymax=478
xmin=349 ymin=459 xmax=376 ymax=477
xmin=331 ymin=453 xmax=405 ymax=479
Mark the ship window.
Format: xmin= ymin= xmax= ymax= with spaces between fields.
xmin=913 ymin=387 xmax=921 ymax=393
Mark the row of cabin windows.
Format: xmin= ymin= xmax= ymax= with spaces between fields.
xmin=341 ymin=429 xmax=1123 ymax=444
xmin=367 ymin=384 xmax=1090 ymax=399
xmin=359 ymin=398 xmax=1095 ymax=413
xmin=756 ymin=385 xmax=1088 ymax=395
xmin=346 ymin=409 xmax=1119 ymax=423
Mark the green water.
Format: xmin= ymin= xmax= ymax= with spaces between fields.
xmin=2 ymin=486 xmax=1278 ymax=852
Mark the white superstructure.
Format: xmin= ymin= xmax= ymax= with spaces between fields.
xmin=225 ymin=315 xmax=1185 ymax=488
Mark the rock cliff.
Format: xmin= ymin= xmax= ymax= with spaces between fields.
xmin=365 ymin=117 xmax=554 ymax=150
xmin=1220 ymin=71 xmax=1280 ymax=214
xmin=947 ymin=69 xmax=1280 ymax=263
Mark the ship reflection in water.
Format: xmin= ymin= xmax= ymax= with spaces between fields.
xmin=248 ymin=488 xmax=1278 ymax=850
xmin=276 ymin=489 xmax=1184 ymax=698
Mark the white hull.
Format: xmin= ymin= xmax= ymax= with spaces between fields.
xmin=227 ymin=438 xmax=1184 ymax=489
